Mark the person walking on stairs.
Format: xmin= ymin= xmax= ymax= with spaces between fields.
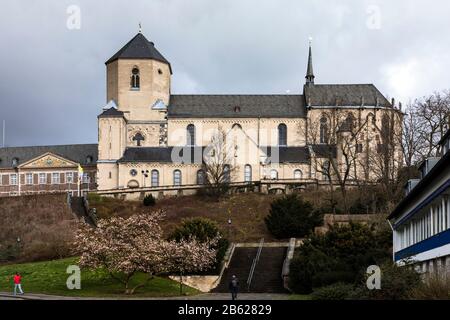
xmin=229 ymin=275 xmax=239 ymax=300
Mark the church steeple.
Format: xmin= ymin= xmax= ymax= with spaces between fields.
xmin=305 ymin=38 xmax=315 ymax=85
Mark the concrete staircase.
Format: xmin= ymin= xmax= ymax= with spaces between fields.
xmin=212 ymin=245 xmax=287 ymax=293
xmin=212 ymin=247 xmax=257 ymax=293
xmin=70 ymin=196 xmax=96 ymax=226
xmin=249 ymin=247 xmax=287 ymax=293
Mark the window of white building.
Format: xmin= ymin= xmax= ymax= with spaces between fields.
xmin=66 ymin=172 xmax=74 ymax=184
xmin=244 ymin=165 xmax=252 ymax=183
xmin=173 ymin=170 xmax=182 ymax=186
xmin=26 ymin=173 xmax=33 ymax=185
xmin=52 ymin=172 xmax=60 ymax=184
xmin=10 ymin=174 xmax=17 ymax=185
xmin=39 ymin=173 xmax=47 ymax=184
xmin=270 ymin=169 xmax=278 ymax=180
xmin=151 ymin=170 xmax=159 ymax=187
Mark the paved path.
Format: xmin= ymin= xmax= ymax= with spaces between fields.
xmin=0 ymin=292 xmax=290 ymax=301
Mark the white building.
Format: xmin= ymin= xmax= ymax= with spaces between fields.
xmin=388 ymin=129 xmax=450 ymax=273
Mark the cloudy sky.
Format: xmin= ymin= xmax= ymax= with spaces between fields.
xmin=1 ymin=0 xmax=449 ymax=147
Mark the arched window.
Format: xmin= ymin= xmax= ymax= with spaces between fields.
xmin=270 ymin=169 xmax=278 ymax=180
xmin=320 ymin=117 xmax=328 ymax=144
xmin=278 ymin=124 xmax=287 ymax=146
xmin=345 ymin=113 xmax=355 ymax=132
xmin=173 ymin=170 xmax=182 ymax=186
xmin=223 ymin=165 xmax=231 ymax=183
xmin=244 ymin=164 xmax=252 ymax=183
xmin=187 ymin=124 xmax=195 ymax=146
xmin=197 ymin=169 xmax=205 ymax=185
xmin=130 ymin=67 xmax=140 ymax=89
xmin=294 ymin=169 xmax=302 ymax=180
xmin=151 ymin=170 xmax=159 ymax=187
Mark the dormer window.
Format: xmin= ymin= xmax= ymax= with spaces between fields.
xmin=130 ymin=67 xmax=140 ymax=90
xmin=12 ymin=157 xmax=19 ymax=167
xmin=234 ymin=106 xmax=241 ymax=113
xmin=86 ymin=155 xmax=93 ymax=164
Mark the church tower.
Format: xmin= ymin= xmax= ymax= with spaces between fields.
xmin=105 ymin=31 xmax=172 ymax=121
xmin=97 ymin=32 xmax=172 ymax=191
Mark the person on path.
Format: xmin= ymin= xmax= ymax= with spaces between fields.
xmin=229 ymin=275 xmax=239 ymax=300
xmin=13 ymin=272 xmax=24 ymax=296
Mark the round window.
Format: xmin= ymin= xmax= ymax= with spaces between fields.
xmin=130 ymin=169 xmax=138 ymax=176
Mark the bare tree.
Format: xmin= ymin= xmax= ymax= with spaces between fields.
xmin=307 ymin=110 xmax=360 ymax=213
xmin=412 ymin=91 xmax=450 ymax=160
xmin=201 ymin=127 xmax=236 ymax=197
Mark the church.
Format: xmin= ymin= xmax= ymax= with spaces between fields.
xmin=0 ymin=31 xmax=403 ymax=198
xmin=96 ymin=31 xmax=403 ymax=199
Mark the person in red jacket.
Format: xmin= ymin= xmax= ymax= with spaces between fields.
xmin=13 ymin=272 xmax=24 ymax=295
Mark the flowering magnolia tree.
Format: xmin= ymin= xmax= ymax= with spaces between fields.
xmin=74 ymin=210 xmax=217 ymax=294
xmin=165 ymin=237 xmax=218 ymax=294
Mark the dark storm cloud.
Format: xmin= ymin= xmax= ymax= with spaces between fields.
xmin=0 ymin=0 xmax=449 ymax=146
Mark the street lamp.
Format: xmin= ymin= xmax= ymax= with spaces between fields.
xmin=228 ymin=218 xmax=232 ymax=240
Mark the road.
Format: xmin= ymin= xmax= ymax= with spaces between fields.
xmin=0 ymin=292 xmax=290 ymax=300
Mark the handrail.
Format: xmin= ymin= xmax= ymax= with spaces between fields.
xmin=247 ymin=238 xmax=264 ymax=292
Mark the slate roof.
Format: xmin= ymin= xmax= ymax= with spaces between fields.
xmin=119 ymin=145 xmax=335 ymax=164
xmin=304 ymin=84 xmax=391 ymax=107
xmin=98 ymin=107 xmax=124 ymax=118
xmin=118 ymin=147 xmax=205 ymax=164
xmin=168 ymin=95 xmax=306 ymax=118
xmin=261 ymin=146 xmax=310 ymax=163
xmin=311 ymin=144 xmax=337 ymax=158
xmin=0 ymin=144 xmax=98 ymax=169
xmin=105 ymin=33 xmax=172 ymax=73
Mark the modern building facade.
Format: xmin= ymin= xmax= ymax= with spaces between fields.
xmin=97 ymin=32 xmax=403 ymax=198
xmin=0 ymin=144 xmax=97 ymax=197
xmin=389 ymin=130 xmax=450 ymax=273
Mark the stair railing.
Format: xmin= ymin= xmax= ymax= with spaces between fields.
xmin=247 ymin=238 xmax=264 ymax=292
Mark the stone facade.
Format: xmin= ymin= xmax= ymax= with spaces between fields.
xmin=96 ymin=32 xmax=403 ymax=198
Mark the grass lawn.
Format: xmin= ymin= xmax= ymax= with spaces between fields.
xmin=0 ymin=257 xmax=199 ymax=297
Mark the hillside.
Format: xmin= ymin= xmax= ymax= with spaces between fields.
xmin=0 ymin=194 xmax=78 ymax=263
xmin=89 ymin=193 xmax=279 ymax=242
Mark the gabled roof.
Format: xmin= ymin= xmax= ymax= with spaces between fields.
xmin=0 ymin=144 xmax=98 ymax=169
xmin=304 ymin=84 xmax=391 ymax=107
xmin=98 ymin=107 xmax=124 ymax=118
xmin=168 ymin=94 xmax=306 ymax=118
xmin=105 ymin=33 xmax=172 ymax=73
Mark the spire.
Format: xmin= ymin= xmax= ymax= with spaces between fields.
xmin=305 ymin=37 xmax=315 ymax=85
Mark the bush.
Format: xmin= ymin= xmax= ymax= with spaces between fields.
xmin=411 ymin=272 xmax=450 ymax=300
xmin=143 ymin=194 xmax=156 ymax=206
xmin=170 ymin=218 xmax=229 ymax=273
xmin=311 ymin=283 xmax=356 ymax=300
xmin=265 ymin=194 xmax=323 ymax=239
xmin=353 ymin=262 xmax=421 ymax=300
xmin=289 ymin=223 xmax=392 ymax=294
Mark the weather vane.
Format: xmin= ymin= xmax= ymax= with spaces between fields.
xmin=308 ymin=36 xmax=313 ymax=46
xmin=139 ymin=22 xmax=142 ymax=33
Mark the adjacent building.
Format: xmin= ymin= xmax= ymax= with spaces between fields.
xmin=388 ymin=130 xmax=450 ymax=273
xmin=0 ymin=144 xmax=97 ymax=197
